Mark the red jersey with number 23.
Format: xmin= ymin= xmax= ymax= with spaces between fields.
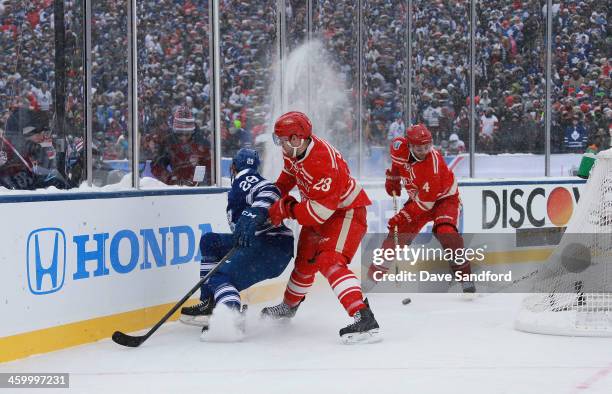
xmin=275 ymin=135 xmax=371 ymax=226
xmin=390 ymin=137 xmax=459 ymax=214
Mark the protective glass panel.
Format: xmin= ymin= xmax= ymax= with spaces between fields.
xmin=287 ymin=0 xmax=307 ymax=51
xmin=0 ymin=1 xmax=83 ymax=190
xmin=412 ymin=0 xmax=471 ymax=178
xmin=474 ymin=0 xmax=546 ymax=177
xmin=219 ymin=0 xmax=277 ymax=180
xmin=550 ymin=2 xmax=610 ymax=175
xmin=89 ymin=0 xmax=130 ymax=186
xmin=362 ymin=0 xmax=408 ymax=178
xmin=137 ymin=0 xmax=213 ymax=187
xmin=308 ymin=0 xmax=359 ymax=167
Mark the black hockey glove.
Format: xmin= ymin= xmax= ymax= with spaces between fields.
xmin=234 ymin=207 xmax=268 ymax=247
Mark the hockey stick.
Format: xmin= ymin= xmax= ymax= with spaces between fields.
xmin=112 ymin=247 xmax=237 ymax=347
xmin=494 ymin=267 xmax=540 ymax=292
xmin=476 ymin=267 xmax=540 ymax=298
xmin=391 ymin=191 xmax=400 ymax=286
xmin=392 ymin=191 xmax=410 ymax=304
xmin=0 ymin=134 xmax=33 ymax=172
xmin=391 ymin=191 xmax=400 ymax=247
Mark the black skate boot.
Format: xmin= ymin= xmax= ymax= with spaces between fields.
xmin=460 ymin=280 xmax=477 ymax=301
xmin=339 ymin=299 xmax=381 ymax=344
xmin=462 ymin=280 xmax=476 ymax=294
xmin=179 ymin=295 xmax=215 ymax=327
xmin=260 ymin=298 xmax=304 ymax=321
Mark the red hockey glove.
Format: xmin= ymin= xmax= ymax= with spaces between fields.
xmin=388 ymin=208 xmax=412 ymax=231
xmin=269 ymin=195 xmax=298 ymax=226
xmin=385 ymin=168 xmax=401 ymax=197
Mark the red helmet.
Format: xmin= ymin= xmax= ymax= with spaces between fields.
xmin=406 ymin=124 xmax=432 ymax=146
xmin=274 ymin=111 xmax=312 ymax=140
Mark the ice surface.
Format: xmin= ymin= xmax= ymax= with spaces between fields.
xmin=2 ymin=291 xmax=612 ymax=394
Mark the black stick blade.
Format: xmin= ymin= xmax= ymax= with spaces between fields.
xmin=112 ymin=331 xmax=145 ymax=348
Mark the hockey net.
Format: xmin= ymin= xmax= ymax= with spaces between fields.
xmin=515 ymin=148 xmax=612 ymax=336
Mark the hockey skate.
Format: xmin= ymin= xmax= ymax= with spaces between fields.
xmin=179 ymin=296 xmax=215 ymax=327
xmin=339 ymin=299 xmax=382 ymax=344
xmin=260 ymin=298 xmax=303 ymax=321
xmin=200 ymin=304 xmax=248 ymax=342
xmin=461 ymin=280 xmax=477 ymax=301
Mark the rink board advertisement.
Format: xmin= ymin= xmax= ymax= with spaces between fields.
xmin=365 ymin=178 xmax=586 ymax=233
xmin=0 ymin=191 xmax=231 ymax=361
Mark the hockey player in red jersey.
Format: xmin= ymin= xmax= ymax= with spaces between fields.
xmin=367 ymin=124 xmax=475 ymax=294
xmin=260 ymin=111 xmax=381 ymax=344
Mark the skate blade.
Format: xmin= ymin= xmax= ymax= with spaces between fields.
xmin=179 ymin=314 xmax=210 ymax=327
xmin=340 ymin=329 xmax=383 ymax=345
xmin=259 ymin=311 xmax=295 ymax=324
xmin=259 ymin=314 xmax=293 ymax=324
xmin=460 ymin=292 xmax=478 ymax=301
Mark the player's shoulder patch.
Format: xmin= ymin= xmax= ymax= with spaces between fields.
xmin=390 ymin=137 xmax=409 ymax=166
xmin=391 ymin=137 xmax=407 ymax=152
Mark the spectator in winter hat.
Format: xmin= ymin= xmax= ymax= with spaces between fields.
xmin=151 ymin=106 xmax=211 ymax=186
xmin=447 ymin=133 xmax=466 ymax=155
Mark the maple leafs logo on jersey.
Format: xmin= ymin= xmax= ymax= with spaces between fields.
xmin=393 ymin=140 xmax=402 ymax=151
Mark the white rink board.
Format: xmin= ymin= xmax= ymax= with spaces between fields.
xmin=0 ymin=192 xmax=229 ymax=337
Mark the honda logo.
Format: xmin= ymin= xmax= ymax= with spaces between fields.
xmin=25 ymin=224 xmax=212 ymax=295
xmin=27 ymin=228 xmax=66 ymax=295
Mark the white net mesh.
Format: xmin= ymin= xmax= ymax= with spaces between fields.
xmin=515 ymin=149 xmax=612 ymax=336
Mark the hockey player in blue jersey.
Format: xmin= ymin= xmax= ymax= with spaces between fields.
xmin=179 ymin=148 xmax=294 ymax=340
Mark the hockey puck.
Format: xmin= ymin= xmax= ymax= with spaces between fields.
xmin=402 ymin=297 xmax=412 ymax=305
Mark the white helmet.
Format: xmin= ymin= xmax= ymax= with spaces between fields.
xmin=449 ymin=133 xmax=459 ymax=142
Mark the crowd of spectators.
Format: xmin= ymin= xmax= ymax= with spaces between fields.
xmin=548 ymin=1 xmax=610 ymax=153
xmin=138 ymin=0 xmax=278 ymax=168
xmin=362 ymin=0 xmax=408 ymax=148
xmin=409 ymin=0 xmax=610 ymax=155
xmin=0 ymin=0 xmax=82 ymax=189
xmin=313 ymin=0 xmax=610 ymax=156
xmin=0 ymin=0 xmax=278 ymax=187
xmin=0 ymin=0 xmax=609 ymax=189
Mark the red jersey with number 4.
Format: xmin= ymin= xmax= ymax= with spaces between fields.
xmin=390 ymin=137 xmax=458 ymax=214
xmin=276 ymin=135 xmax=371 ymax=226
